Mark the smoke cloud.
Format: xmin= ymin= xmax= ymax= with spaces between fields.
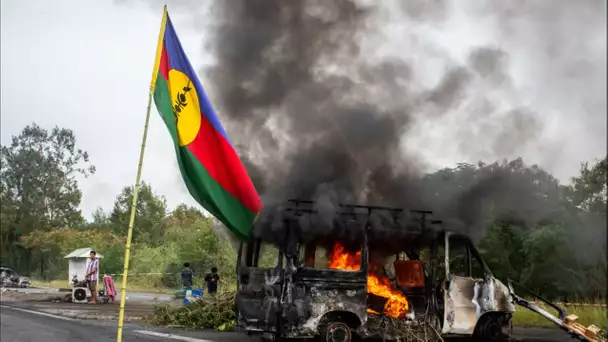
xmin=126 ymin=0 xmax=605 ymax=247
xmin=202 ymin=1 xmax=446 ymax=244
xmin=200 ymin=0 xmax=567 ymax=243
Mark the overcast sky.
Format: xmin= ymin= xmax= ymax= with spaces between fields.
xmin=1 ymin=0 xmax=606 ymax=220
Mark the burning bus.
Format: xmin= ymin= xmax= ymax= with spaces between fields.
xmin=235 ymin=200 xmax=605 ymax=342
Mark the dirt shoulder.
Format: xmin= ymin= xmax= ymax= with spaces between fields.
xmin=0 ymin=289 xmax=162 ymax=322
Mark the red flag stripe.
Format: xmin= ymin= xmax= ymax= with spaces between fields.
xmin=185 ymin=117 xmax=262 ymax=213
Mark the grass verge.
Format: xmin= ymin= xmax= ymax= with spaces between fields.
xmin=513 ymin=303 xmax=607 ymax=329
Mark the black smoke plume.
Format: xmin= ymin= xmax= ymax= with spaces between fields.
xmin=122 ymin=0 xmax=604 ymax=250
xmin=201 ymin=0 xmax=553 ymax=245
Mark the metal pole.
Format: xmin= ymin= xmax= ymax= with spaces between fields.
xmin=115 ymin=91 xmax=153 ymax=342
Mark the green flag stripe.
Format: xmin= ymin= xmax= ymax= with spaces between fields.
xmin=153 ymin=75 xmax=255 ymax=241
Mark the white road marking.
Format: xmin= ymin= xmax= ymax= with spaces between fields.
xmin=0 ymin=305 xmax=76 ymax=321
xmin=134 ymin=330 xmax=215 ymax=342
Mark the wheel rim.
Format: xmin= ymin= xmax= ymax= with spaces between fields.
xmin=326 ymin=322 xmax=351 ymax=342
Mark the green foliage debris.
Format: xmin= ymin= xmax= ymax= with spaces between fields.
xmin=147 ymin=292 xmax=237 ymax=330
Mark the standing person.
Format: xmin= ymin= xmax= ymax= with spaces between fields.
xmin=181 ymin=263 xmax=194 ymax=290
xmin=204 ymin=267 xmax=220 ymax=296
xmin=84 ymin=250 xmax=99 ymax=305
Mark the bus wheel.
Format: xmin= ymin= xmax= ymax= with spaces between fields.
xmin=321 ymin=321 xmax=352 ymax=342
xmin=474 ymin=313 xmax=512 ymax=342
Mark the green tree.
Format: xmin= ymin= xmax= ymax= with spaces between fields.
xmin=474 ymin=156 xmax=607 ymax=301
xmin=158 ymin=216 xmax=237 ymax=288
xmin=570 ymin=156 xmax=607 ymax=216
xmin=20 ymin=227 xmax=125 ymax=280
xmin=519 ymin=223 xmax=569 ymax=299
xmin=109 ymin=182 xmax=168 ymax=245
xmin=426 ymin=157 xmax=606 ymax=300
xmin=422 ymin=158 xmax=565 ymax=232
xmin=478 ymin=219 xmax=527 ymax=284
xmin=0 ymin=123 xmax=94 ymax=274
xmin=164 ymin=204 xmax=205 ymax=227
xmin=565 ymin=155 xmax=607 ymax=299
xmin=82 ymin=207 xmax=113 ymax=230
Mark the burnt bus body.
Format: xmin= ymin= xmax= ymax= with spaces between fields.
xmin=235 ymin=200 xmax=516 ymax=341
xmin=236 ymin=232 xmax=369 ymax=341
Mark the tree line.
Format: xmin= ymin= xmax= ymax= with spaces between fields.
xmin=0 ymin=123 xmax=605 ymax=300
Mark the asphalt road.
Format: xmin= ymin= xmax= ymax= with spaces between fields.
xmin=0 ymin=305 xmax=252 ymax=342
xmin=0 ymin=304 xmax=578 ymax=342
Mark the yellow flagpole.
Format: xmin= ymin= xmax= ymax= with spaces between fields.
xmin=115 ymin=91 xmax=152 ymax=342
xmin=116 ymin=5 xmax=167 ymax=342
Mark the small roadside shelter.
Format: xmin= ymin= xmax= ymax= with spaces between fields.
xmin=64 ymin=248 xmax=103 ymax=285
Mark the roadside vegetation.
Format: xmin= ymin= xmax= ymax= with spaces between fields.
xmin=1 ymin=123 xmax=606 ymax=330
xmin=513 ymin=303 xmax=607 ymax=329
xmin=147 ymin=292 xmax=237 ymax=330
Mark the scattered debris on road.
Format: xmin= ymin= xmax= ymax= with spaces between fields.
xmin=148 ymin=291 xmax=236 ymax=331
xmin=564 ymin=315 xmax=604 ymax=342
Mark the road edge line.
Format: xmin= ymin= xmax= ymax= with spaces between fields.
xmin=0 ymin=304 xmax=76 ymax=321
xmin=133 ymin=330 xmax=215 ymax=342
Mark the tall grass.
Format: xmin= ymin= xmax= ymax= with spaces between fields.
xmin=513 ymin=303 xmax=607 ymax=329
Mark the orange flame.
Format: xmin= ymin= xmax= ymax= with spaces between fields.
xmin=328 ymin=242 xmax=409 ymax=318
xmin=328 ymin=242 xmax=361 ymax=270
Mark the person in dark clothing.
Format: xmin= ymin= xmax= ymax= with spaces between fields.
xmin=181 ymin=263 xmax=193 ymax=290
xmin=204 ymin=267 xmax=220 ymax=296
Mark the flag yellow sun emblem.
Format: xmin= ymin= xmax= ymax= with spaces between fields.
xmin=169 ymin=69 xmax=201 ymax=146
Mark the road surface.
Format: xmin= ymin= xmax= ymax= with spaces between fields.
xmin=0 ymin=305 xmax=252 ymax=342
xmin=0 ymin=304 xmax=578 ymax=342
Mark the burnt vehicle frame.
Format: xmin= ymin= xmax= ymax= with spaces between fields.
xmin=0 ymin=267 xmax=30 ymax=288
xmin=235 ymin=200 xmax=516 ymax=341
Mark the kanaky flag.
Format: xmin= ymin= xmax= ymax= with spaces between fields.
xmin=150 ymin=6 xmax=262 ymax=241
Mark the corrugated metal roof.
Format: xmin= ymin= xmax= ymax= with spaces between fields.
xmin=64 ymin=247 xmax=104 ymax=259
